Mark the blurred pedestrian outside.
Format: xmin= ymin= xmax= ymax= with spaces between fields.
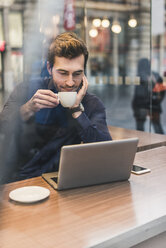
xmin=132 ymin=58 xmax=166 ymax=134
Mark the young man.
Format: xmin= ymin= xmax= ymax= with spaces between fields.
xmin=0 ymin=32 xmax=111 ymax=183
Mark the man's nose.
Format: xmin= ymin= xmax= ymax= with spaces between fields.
xmin=66 ymin=74 xmax=75 ymax=87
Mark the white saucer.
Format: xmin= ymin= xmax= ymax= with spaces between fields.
xmin=9 ymin=186 xmax=50 ymax=203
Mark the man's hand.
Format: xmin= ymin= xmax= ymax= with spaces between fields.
xmin=20 ymin=89 xmax=59 ymax=121
xmin=73 ymin=75 xmax=88 ymax=108
xmin=71 ymin=75 xmax=88 ymax=118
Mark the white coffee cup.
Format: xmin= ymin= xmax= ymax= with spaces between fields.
xmin=58 ymin=92 xmax=77 ymax=108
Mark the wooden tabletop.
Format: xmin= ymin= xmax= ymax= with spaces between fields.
xmin=108 ymin=125 xmax=166 ymax=151
xmin=1 ymin=146 xmax=166 ymax=248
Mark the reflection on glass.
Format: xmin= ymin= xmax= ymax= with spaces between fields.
xmin=9 ymin=13 xmax=23 ymax=48
xmin=132 ymin=58 xmax=165 ymax=134
xmin=101 ymin=18 xmax=110 ymax=28
xmin=89 ymin=28 xmax=98 ymax=38
xmin=92 ymin=18 xmax=101 ymax=28
xmin=111 ymin=20 xmax=122 ymax=34
xmin=0 ymin=0 xmax=165 ymax=134
xmin=128 ymin=16 xmax=137 ymax=28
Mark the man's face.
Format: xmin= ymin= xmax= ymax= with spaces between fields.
xmin=50 ymin=55 xmax=84 ymax=92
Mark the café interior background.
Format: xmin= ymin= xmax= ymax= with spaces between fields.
xmin=0 ymin=0 xmax=166 ymax=133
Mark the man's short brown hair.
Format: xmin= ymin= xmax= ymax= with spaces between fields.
xmin=47 ymin=32 xmax=88 ymax=69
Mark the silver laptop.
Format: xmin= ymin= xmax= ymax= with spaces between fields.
xmin=42 ymin=137 xmax=138 ymax=190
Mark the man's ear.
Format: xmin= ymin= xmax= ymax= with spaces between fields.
xmin=47 ymin=62 xmax=52 ymax=75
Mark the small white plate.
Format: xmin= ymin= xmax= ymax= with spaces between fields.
xmin=9 ymin=186 xmax=50 ymax=203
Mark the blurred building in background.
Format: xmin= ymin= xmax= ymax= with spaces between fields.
xmin=0 ymin=0 xmax=166 ymax=133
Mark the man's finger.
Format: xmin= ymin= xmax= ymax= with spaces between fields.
xmin=32 ymin=98 xmax=58 ymax=108
xmin=33 ymin=90 xmax=59 ymax=105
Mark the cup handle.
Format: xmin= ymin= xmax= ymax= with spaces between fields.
xmin=56 ymin=93 xmax=59 ymax=100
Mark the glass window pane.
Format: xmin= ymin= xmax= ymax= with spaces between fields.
xmin=151 ymin=0 xmax=166 ymax=134
xmin=75 ymin=0 xmax=153 ymax=132
xmin=0 ymin=12 xmax=4 ymax=41
xmin=11 ymin=51 xmax=23 ymax=83
xmin=9 ymin=12 xmax=23 ymax=48
xmin=1 ymin=0 xmax=165 ymax=134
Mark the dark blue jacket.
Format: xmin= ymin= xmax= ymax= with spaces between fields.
xmin=0 ymin=78 xmax=111 ymax=183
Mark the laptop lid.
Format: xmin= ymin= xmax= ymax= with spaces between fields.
xmin=42 ymin=137 xmax=138 ymax=190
